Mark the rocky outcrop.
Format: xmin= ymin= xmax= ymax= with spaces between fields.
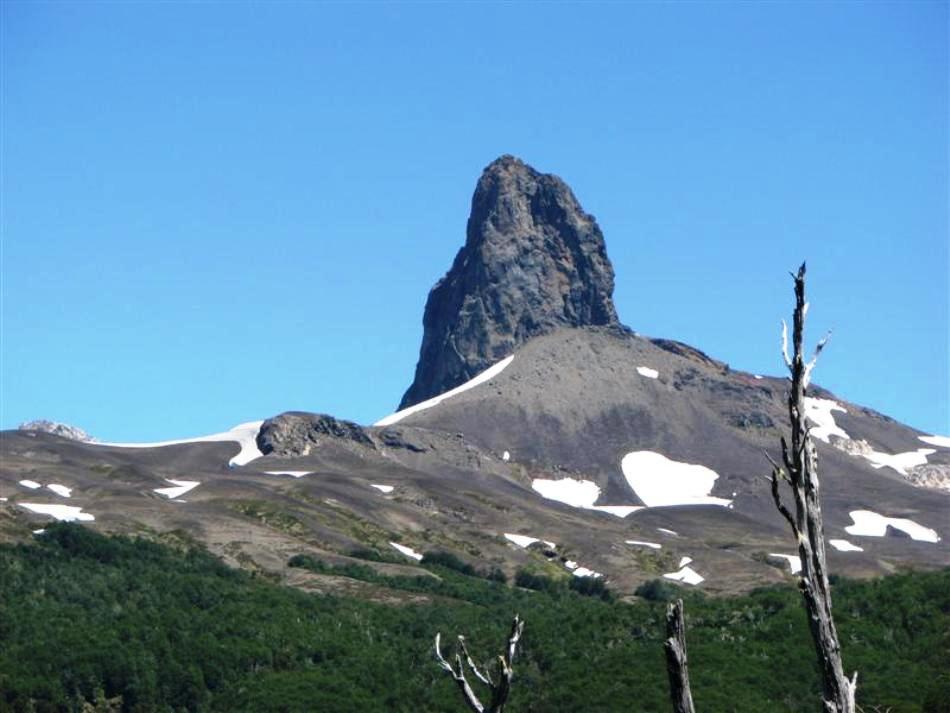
xmin=399 ymin=155 xmax=619 ymax=409
xmin=257 ymin=412 xmax=374 ymax=457
xmin=18 ymin=420 xmax=95 ymax=443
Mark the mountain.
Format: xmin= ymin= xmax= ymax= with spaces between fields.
xmin=1 ymin=156 xmax=947 ymax=599
xmin=399 ymin=155 xmax=619 ymax=409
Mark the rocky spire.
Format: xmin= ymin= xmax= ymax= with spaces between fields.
xmin=399 ymin=155 xmax=619 ymax=409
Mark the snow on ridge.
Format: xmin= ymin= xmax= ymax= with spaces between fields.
xmin=505 ymin=533 xmax=556 ymax=549
xmin=845 ymin=510 xmax=939 ymax=543
xmin=99 ymin=420 xmax=265 ymax=467
xmin=769 ymin=553 xmax=802 ymax=574
xmin=829 ymin=539 xmax=863 ymax=552
xmin=919 ymin=435 xmax=950 ymax=449
xmin=625 ymin=540 xmax=662 ymax=549
xmin=802 ymin=397 xmax=849 ymax=443
xmin=620 ymin=451 xmax=732 ymax=508
xmin=264 ymin=471 xmax=315 ymax=478
xmin=154 ymin=480 xmax=200 ymax=499
xmin=531 ymin=478 xmax=641 ymax=518
xmin=375 ymin=355 xmax=514 ymax=427
xmin=663 ymin=565 xmax=704 ymax=585
xmin=636 ymin=366 xmax=659 ymax=379
xmin=389 ymin=542 xmax=423 ymax=561
xmin=19 ymin=480 xmax=42 ymax=490
xmin=371 ymin=484 xmax=394 ymax=494
xmin=47 ymin=484 xmax=72 ymax=498
xmin=20 ymin=503 xmax=94 ymax=522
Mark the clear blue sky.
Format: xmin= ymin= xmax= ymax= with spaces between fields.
xmin=2 ymin=1 xmax=947 ymax=440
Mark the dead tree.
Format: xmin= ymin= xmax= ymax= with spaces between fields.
xmin=434 ymin=615 xmax=525 ymax=713
xmin=664 ymin=599 xmax=696 ymax=713
xmin=767 ymin=262 xmax=857 ymax=713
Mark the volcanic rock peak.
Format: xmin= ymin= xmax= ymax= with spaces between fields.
xmin=399 ymin=155 xmax=620 ymax=408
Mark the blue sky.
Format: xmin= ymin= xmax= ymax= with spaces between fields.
xmin=2 ymin=1 xmax=947 ymax=440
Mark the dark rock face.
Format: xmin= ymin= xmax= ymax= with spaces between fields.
xmin=399 ymin=155 xmax=619 ymax=409
xmin=257 ymin=412 xmax=373 ymax=457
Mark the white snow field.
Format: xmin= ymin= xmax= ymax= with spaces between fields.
xmin=803 ymin=397 xmax=850 ymax=443
xmin=845 ymin=510 xmax=940 ymax=543
xmin=19 ymin=480 xmax=41 ymax=490
xmin=370 ymin=484 xmax=394 ymax=494
xmin=20 ymin=503 xmax=95 ymax=522
xmin=636 ymin=366 xmax=659 ymax=379
xmin=154 ymin=480 xmax=200 ymax=499
xmin=829 ymin=539 xmax=864 ymax=552
xmin=531 ymin=477 xmax=643 ymax=517
xmin=769 ymin=554 xmax=802 ymax=574
xmin=919 ymin=435 xmax=950 ymax=448
xmin=375 ymin=355 xmax=515 ymax=426
xmin=264 ymin=471 xmax=315 ymax=478
xmin=624 ymin=540 xmax=662 ymax=549
xmin=46 ymin=484 xmax=72 ymax=498
xmin=620 ymin=451 xmax=732 ymax=508
xmin=663 ymin=565 xmax=704 ymax=585
xmin=101 ymin=421 xmax=265 ymax=467
xmin=389 ymin=542 xmax=423 ymax=561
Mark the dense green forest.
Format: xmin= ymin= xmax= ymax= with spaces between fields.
xmin=1 ymin=524 xmax=947 ymax=712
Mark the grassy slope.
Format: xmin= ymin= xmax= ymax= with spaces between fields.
xmin=0 ymin=524 xmax=947 ymax=712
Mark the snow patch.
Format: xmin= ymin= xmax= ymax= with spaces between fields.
xmin=572 ymin=567 xmax=602 ymax=578
xmin=657 ymin=528 xmax=679 ymax=536
xmin=101 ymin=421 xmax=264 ymax=467
xmin=47 ymin=484 xmax=72 ymax=498
xmin=861 ymin=448 xmax=935 ymax=476
xmin=829 ymin=539 xmax=863 ymax=552
xmin=20 ymin=503 xmax=95 ymax=522
xmin=264 ymin=471 xmax=314 ymax=478
xmin=769 ymin=553 xmax=802 ymax=574
xmin=621 ymin=451 xmax=732 ymax=507
xmin=663 ymin=566 xmax=704 ymax=585
xmin=504 ymin=533 xmax=556 ymax=549
xmin=154 ymin=480 xmax=200 ymax=499
xmin=919 ymin=434 xmax=950 ymax=448
xmin=564 ymin=560 xmax=578 ymax=570
xmin=678 ymin=556 xmax=693 ymax=568
xmin=845 ymin=510 xmax=939 ymax=543
xmin=531 ymin=478 xmax=640 ymax=518
xmin=375 ymin=355 xmax=514 ymax=426
xmin=802 ymin=398 xmax=849 ymax=443
xmin=625 ymin=540 xmax=662 ymax=549
xmin=19 ymin=480 xmax=42 ymax=490
xmin=370 ymin=484 xmax=394 ymax=494
xmin=389 ymin=542 xmax=423 ymax=561
xmin=753 ymin=374 xmax=763 ymax=380
xmin=636 ymin=366 xmax=659 ymax=379
xmin=502 ymin=450 xmax=511 ymax=462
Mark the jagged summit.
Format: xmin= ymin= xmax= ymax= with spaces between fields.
xmin=399 ymin=155 xmax=620 ymax=409
xmin=18 ymin=420 xmax=95 ymax=443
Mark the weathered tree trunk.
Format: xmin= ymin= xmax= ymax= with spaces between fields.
xmin=769 ymin=263 xmax=857 ymax=713
xmin=664 ymin=599 xmax=696 ymax=713
xmin=434 ymin=615 xmax=524 ymax=713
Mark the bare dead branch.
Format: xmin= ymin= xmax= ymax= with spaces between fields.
xmin=664 ymin=599 xmax=696 ymax=713
xmin=434 ymin=616 xmax=524 ymax=713
xmin=768 ymin=262 xmax=857 ymax=713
